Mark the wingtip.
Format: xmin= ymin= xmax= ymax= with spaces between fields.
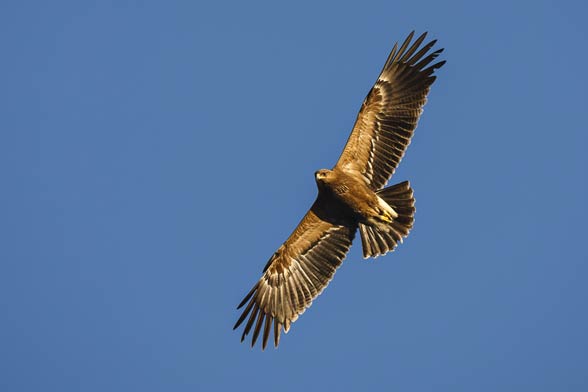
xmin=435 ymin=60 xmax=447 ymax=69
xmin=274 ymin=319 xmax=282 ymax=348
xmin=236 ymin=283 xmax=258 ymax=309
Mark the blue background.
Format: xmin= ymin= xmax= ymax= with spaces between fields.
xmin=3 ymin=1 xmax=587 ymax=391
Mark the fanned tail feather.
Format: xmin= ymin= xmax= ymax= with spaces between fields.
xmin=359 ymin=181 xmax=415 ymax=258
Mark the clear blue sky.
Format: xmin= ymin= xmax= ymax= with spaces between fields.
xmin=2 ymin=1 xmax=587 ymax=391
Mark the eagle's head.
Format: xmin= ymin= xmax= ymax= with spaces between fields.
xmin=314 ymin=169 xmax=333 ymax=183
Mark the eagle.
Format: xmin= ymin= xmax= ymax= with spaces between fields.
xmin=234 ymin=31 xmax=445 ymax=349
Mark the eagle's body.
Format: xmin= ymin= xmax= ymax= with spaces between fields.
xmin=315 ymin=168 xmax=397 ymax=229
xmin=234 ymin=31 xmax=445 ymax=349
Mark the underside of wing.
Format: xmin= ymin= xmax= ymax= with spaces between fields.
xmin=336 ymin=31 xmax=445 ymax=190
xmin=233 ymin=202 xmax=356 ymax=350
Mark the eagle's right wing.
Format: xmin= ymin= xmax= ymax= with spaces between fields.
xmin=233 ymin=201 xmax=356 ymax=350
xmin=335 ymin=32 xmax=445 ymax=190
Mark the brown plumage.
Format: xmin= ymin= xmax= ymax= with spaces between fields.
xmin=234 ymin=31 xmax=445 ymax=349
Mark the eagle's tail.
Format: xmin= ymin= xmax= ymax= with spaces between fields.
xmin=359 ymin=181 xmax=415 ymax=258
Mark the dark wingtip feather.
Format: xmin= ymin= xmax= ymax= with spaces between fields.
xmin=414 ymin=48 xmax=445 ymax=72
xmin=251 ymin=311 xmax=265 ymax=347
xmin=405 ymin=40 xmax=436 ymax=66
xmin=433 ymin=60 xmax=446 ymax=69
xmin=233 ymin=298 xmax=255 ymax=330
xmin=274 ymin=319 xmax=282 ymax=348
xmin=393 ymin=31 xmax=416 ymax=63
xmin=241 ymin=303 xmax=259 ymax=341
xmin=261 ymin=315 xmax=272 ymax=350
xmin=236 ymin=283 xmax=258 ymax=309
xmin=399 ymin=33 xmax=428 ymax=63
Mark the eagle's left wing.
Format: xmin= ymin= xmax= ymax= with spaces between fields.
xmin=335 ymin=31 xmax=445 ymax=190
xmin=234 ymin=200 xmax=356 ymax=350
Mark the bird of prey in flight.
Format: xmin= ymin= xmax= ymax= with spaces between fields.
xmin=234 ymin=31 xmax=445 ymax=350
